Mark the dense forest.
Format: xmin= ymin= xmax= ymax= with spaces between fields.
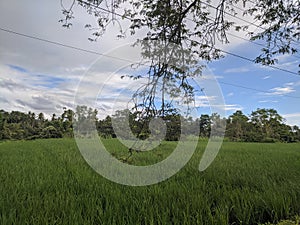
xmin=0 ymin=106 xmax=299 ymax=143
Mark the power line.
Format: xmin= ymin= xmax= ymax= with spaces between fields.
xmin=200 ymin=0 xmax=300 ymax=47
xmin=1 ymin=1 xmax=299 ymax=101
xmin=80 ymin=0 xmax=300 ymax=48
xmin=185 ymin=11 xmax=300 ymax=61
xmin=218 ymin=48 xmax=299 ymax=76
xmin=218 ymin=81 xmax=300 ymax=99
xmin=77 ymin=0 xmax=300 ymax=59
xmin=228 ymin=1 xmax=255 ymax=13
xmin=79 ymin=0 xmax=300 ymax=50
xmin=78 ymin=0 xmax=300 ymax=70
xmin=1 ymin=25 xmax=299 ymax=77
xmin=187 ymin=18 xmax=300 ymax=62
xmin=0 ymin=26 xmax=299 ymax=99
xmin=0 ymin=27 xmax=134 ymax=64
xmin=208 ymin=17 xmax=300 ymax=60
xmin=77 ymin=0 xmax=290 ymax=40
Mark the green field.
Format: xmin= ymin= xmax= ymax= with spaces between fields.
xmin=0 ymin=139 xmax=300 ymax=225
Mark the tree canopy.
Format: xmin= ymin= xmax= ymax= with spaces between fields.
xmin=59 ymin=0 xmax=300 ymax=124
xmin=0 ymin=107 xmax=299 ymax=143
xmin=60 ymin=0 xmax=300 ymax=68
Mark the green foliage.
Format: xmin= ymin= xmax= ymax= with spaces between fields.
xmin=41 ymin=126 xmax=63 ymax=138
xmin=226 ymin=108 xmax=296 ymax=143
xmin=199 ymin=114 xmax=211 ymax=137
xmin=0 ymin=139 xmax=300 ymax=224
xmin=60 ymin=0 xmax=300 ymax=73
xmin=245 ymin=0 xmax=300 ymax=71
xmin=0 ymin=108 xmax=74 ymax=141
xmin=0 ymin=107 xmax=299 ymax=143
xmin=59 ymin=0 xmax=300 ymax=127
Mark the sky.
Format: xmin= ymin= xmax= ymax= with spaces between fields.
xmin=0 ymin=0 xmax=300 ymax=126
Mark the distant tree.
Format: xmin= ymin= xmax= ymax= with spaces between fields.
xmin=7 ymin=111 xmax=26 ymax=124
xmin=277 ymin=123 xmax=294 ymax=143
xmin=0 ymin=112 xmax=3 ymax=139
xmin=183 ymin=116 xmax=200 ymax=137
xmin=250 ymin=108 xmax=285 ymax=142
xmin=38 ymin=112 xmax=45 ymax=123
xmin=4 ymin=123 xmax=25 ymax=140
xmin=164 ymin=113 xmax=181 ymax=141
xmin=28 ymin=112 xmax=36 ymax=128
xmin=199 ymin=114 xmax=211 ymax=138
xmin=0 ymin=107 xmax=298 ymax=143
xmin=97 ymin=115 xmax=115 ymax=138
xmin=51 ymin=113 xmax=56 ymax=122
xmin=226 ymin=110 xmax=249 ymax=141
xmin=210 ymin=113 xmax=226 ymax=137
xmin=61 ymin=108 xmax=74 ymax=137
xmin=35 ymin=112 xmax=46 ymax=135
xmin=291 ymin=125 xmax=300 ymax=142
xmin=1 ymin=121 xmax=12 ymax=140
xmin=42 ymin=126 xmax=63 ymax=139
xmin=62 ymin=109 xmax=74 ymax=122
xmin=74 ymin=105 xmax=98 ymax=136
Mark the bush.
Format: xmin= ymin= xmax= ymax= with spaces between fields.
xmin=262 ymin=138 xmax=277 ymax=143
xmin=42 ymin=126 xmax=63 ymax=138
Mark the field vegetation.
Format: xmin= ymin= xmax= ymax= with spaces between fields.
xmin=0 ymin=139 xmax=299 ymax=225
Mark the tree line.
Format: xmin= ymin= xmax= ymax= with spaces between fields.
xmin=0 ymin=106 xmax=299 ymax=143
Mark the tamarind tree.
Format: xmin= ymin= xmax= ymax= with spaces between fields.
xmin=60 ymin=0 xmax=300 ymax=119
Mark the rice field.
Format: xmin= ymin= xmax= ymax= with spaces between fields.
xmin=0 ymin=139 xmax=300 ymax=225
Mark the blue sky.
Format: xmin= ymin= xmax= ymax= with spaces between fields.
xmin=0 ymin=0 xmax=299 ymax=125
xmin=7 ymin=64 xmax=66 ymax=88
xmin=208 ymin=41 xmax=300 ymax=124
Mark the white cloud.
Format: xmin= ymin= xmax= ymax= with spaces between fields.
xmin=262 ymin=75 xmax=271 ymax=80
xmin=1 ymin=0 xmax=298 ymax=122
xmin=269 ymin=86 xmax=295 ymax=95
xmin=0 ymin=63 xmax=141 ymax=119
xmin=201 ymin=74 xmax=224 ymax=80
xmin=195 ymin=96 xmax=243 ymax=112
xmin=0 ymin=0 xmax=136 ymax=75
xmin=288 ymin=81 xmax=300 ymax=87
xmin=282 ymin=113 xmax=300 ymax=126
xmin=266 ymin=82 xmax=296 ymax=96
xmin=0 ymin=0 xmax=143 ymax=117
xmin=276 ymin=54 xmax=293 ymax=62
xmin=223 ymin=104 xmax=243 ymax=112
xmin=254 ymin=64 xmax=276 ymax=72
xmin=258 ymin=100 xmax=278 ymax=103
xmin=277 ymin=60 xmax=299 ymax=71
xmin=194 ymin=95 xmax=217 ymax=108
xmin=206 ymin=104 xmax=243 ymax=114
xmin=224 ymin=67 xmax=250 ymax=74
xmin=285 ymin=82 xmax=295 ymax=86
xmin=255 ymin=59 xmax=299 ymax=73
xmin=0 ymin=64 xmax=78 ymax=117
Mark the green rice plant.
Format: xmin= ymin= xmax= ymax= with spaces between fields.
xmin=0 ymin=139 xmax=300 ymax=224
